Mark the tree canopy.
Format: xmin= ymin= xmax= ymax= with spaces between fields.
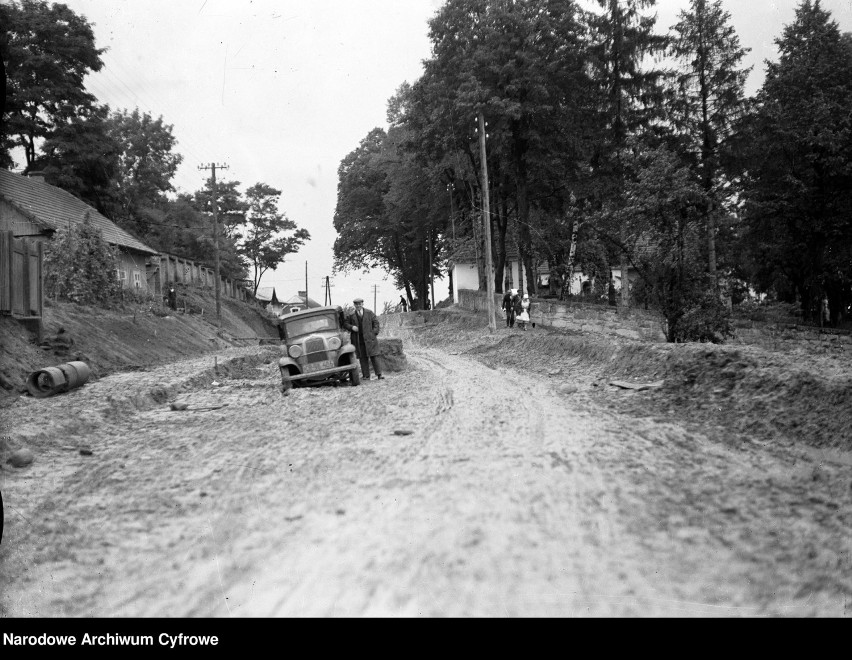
xmin=0 ymin=0 xmax=104 ymax=170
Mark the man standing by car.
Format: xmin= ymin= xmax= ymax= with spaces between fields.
xmin=344 ymin=297 xmax=384 ymax=380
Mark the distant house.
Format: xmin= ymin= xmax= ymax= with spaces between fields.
xmin=610 ymin=234 xmax=666 ymax=297
xmin=254 ymin=286 xmax=282 ymax=315
xmin=279 ymin=291 xmax=323 ymax=316
xmin=447 ymin=239 xmax=588 ymax=302
xmin=0 ymin=170 xmax=158 ymax=292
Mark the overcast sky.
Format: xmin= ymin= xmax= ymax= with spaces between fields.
xmin=51 ymin=0 xmax=852 ymax=308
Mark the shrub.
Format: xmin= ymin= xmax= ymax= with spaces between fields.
xmin=43 ymin=212 xmax=123 ymax=305
xmin=670 ymin=291 xmax=733 ymax=343
xmin=642 ymin=261 xmax=733 ymax=343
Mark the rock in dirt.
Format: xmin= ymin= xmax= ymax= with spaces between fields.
xmin=547 ymin=368 xmax=563 ymax=376
xmin=7 ymin=448 xmax=34 ymax=468
xmin=150 ymin=386 xmax=169 ymax=403
xmin=558 ymin=383 xmax=578 ymax=395
xmin=609 ymin=379 xmax=664 ymax=391
xmin=393 ymin=429 xmax=414 ymax=436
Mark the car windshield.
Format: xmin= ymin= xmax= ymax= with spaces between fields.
xmin=283 ymin=313 xmax=338 ymax=338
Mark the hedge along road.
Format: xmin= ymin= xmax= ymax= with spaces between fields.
xmin=0 ymin=319 xmax=849 ymax=617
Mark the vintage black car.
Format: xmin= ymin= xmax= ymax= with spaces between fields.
xmin=276 ymin=306 xmax=360 ymax=392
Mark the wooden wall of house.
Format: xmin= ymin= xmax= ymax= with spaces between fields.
xmin=0 ymin=230 xmax=43 ymax=319
xmin=0 ymin=200 xmax=46 ymax=237
xmin=115 ymin=251 xmax=150 ymax=293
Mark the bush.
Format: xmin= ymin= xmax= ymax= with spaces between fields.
xmin=43 ymin=212 xmax=123 ymax=306
xmin=642 ymin=261 xmax=733 ymax=343
xmin=669 ymin=291 xmax=733 ymax=343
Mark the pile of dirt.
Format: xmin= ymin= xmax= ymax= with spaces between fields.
xmin=0 ymin=285 xmax=280 ymax=404
xmin=401 ymin=308 xmax=852 ymax=453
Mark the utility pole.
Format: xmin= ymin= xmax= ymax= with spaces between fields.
xmin=428 ymin=222 xmax=435 ymax=310
xmin=372 ymin=284 xmax=379 ymax=311
xmin=325 ymin=275 xmax=333 ymax=306
xmin=478 ymin=112 xmax=496 ymax=332
xmin=448 ymin=183 xmax=455 ymax=244
xmin=198 ymin=162 xmax=228 ymax=326
xmin=305 ymin=261 xmax=308 ymax=306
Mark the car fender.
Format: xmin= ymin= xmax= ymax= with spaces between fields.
xmin=278 ymin=356 xmax=301 ymax=375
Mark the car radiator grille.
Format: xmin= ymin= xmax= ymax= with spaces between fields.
xmin=305 ymin=337 xmax=328 ymax=363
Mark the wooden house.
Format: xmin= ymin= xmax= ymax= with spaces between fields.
xmin=0 ymin=170 xmax=158 ymax=292
xmin=254 ymin=286 xmax=282 ymax=315
xmin=447 ymin=239 xmax=588 ymax=302
xmin=279 ymin=291 xmax=323 ymax=316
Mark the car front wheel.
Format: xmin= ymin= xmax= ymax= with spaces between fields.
xmin=280 ymin=369 xmax=293 ymax=394
xmin=349 ymin=359 xmax=361 ymax=387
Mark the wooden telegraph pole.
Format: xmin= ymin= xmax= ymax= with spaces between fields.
xmin=324 ymin=275 xmax=333 ymax=306
xmin=478 ymin=112 xmax=496 ymax=332
xmin=428 ymin=222 xmax=435 ymax=310
xmin=198 ymin=162 xmax=228 ymax=326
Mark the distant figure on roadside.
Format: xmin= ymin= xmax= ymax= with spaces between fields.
xmin=424 ymin=298 xmax=431 ymax=310
xmin=344 ymin=297 xmax=384 ymax=380
xmin=502 ymin=288 xmax=516 ymax=328
xmin=512 ymin=290 xmax=523 ymax=329
xmin=335 ymin=305 xmax=346 ymax=328
xmin=517 ymin=293 xmax=531 ymax=331
xmin=608 ymin=279 xmax=617 ymax=306
xmin=399 ymin=296 xmax=408 ymax=313
xmin=167 ymin=285 xmax=177 ymax=311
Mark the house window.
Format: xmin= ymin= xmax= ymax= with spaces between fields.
xmin=115 ymin=269 xmax=127 ymax=284
xmin=133 ymin=270 xmax=142 ymax=289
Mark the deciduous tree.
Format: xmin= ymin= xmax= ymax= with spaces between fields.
xmin=106 ymin=108 xmax=183 ymax=240
xmin=240 ymin=183 xmax=310 ymax=295
xmin=0 ymin=0 xmax=104 ymax=170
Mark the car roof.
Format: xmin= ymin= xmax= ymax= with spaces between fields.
xmin=279 ymin=305 xmax=339 ymax=320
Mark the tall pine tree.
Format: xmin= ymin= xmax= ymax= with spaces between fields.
xmin=738 ymin=0 xmax=852 ymax=323
xmin=670 ymin=0 xmax=750 ymax=287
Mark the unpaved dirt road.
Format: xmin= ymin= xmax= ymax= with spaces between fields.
xmin=1 ymin=317 xmax=851 ymax=617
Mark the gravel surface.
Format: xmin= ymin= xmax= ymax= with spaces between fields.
xmin=1 ymin=308 xmax=850 ymax=617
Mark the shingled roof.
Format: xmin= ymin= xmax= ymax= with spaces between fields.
xmin=0 ymin=170 xmax=157 ymax=255
xmin=255 ymin=286 xmax=279 ymax=303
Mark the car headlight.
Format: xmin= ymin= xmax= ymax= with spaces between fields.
xmin=327 ymin=336 xmax=341 ymax=350
xmin=288 ymin=345 xmax=302 ymax=359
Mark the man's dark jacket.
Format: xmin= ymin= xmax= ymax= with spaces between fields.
xmin=344 ymin=308 xmax=380 ymax=357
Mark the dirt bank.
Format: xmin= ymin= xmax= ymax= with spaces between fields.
xmin=0 ymin=286 xmax=280 ymax=401
xmin=394 ymin=308 xmax=852 ymax=453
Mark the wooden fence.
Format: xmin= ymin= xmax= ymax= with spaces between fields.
xmin=146 ymin=253 xmax=249 ymax=302
xmin=0 ymin=230 xmax=43 ymax=320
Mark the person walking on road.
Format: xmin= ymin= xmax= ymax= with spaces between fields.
xmin=517 ymin=293 xmax=531 ymax=331
xmin=502 ymin=288 xmax=516 ymax=328
xmin=167 ymin=285 xmax=177 ymax=311
xmin=399 ymin=295 xmax=408 ymax=313
xmin=344 ymin=297 xmax=384 ymax=380
xmin=512 ymin=290 xmax=523 ymax=330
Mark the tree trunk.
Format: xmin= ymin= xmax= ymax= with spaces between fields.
xmin=560 ymin=218 xmax=581 ymax=300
